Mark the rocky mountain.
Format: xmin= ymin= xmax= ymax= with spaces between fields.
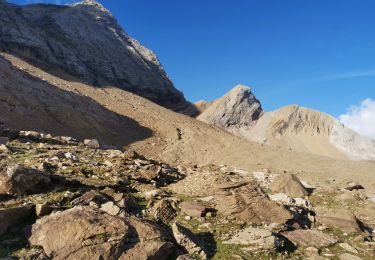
xmin=197 ymin=85 xmax=263 ymax=129
xmin=0 ymin=0 xmax=196 ymax=114
xmin=0 ymin=1 xmax=374 ymax=259
xmin=197 ymin=85 xmax=375 ymax=160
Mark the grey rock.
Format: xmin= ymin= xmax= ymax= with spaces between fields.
xmin=0 ymin=0 xmax=196 ymax=114
xmin=223 ymin=227 xmax=277 ymax=252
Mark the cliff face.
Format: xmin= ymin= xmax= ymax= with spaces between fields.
xmin=0 ymin=0 xmax=195 ymax=113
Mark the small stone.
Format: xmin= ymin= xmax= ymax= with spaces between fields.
xmin=100 ymin=201 xmax=121 ymax=216
xmin=84 ymin=139 xmax=100 ymax=149
xmin=180 ymin=202 xmax=206 ymax=217
xmin=185 ymin=216 xmax=192 ymax=221
xmin=64 ymin=152 xmax=79 ymax=162
xmin=36 ymin=204 xmax=53 ymax=217
xmin=339 ymin=243 xmax=358 ymax=254
xmin=304 ymin=247 xmax=319 ymax=257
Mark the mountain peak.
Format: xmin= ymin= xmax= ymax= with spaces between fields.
xmin=197 ymin=85 xmax=262 ymax=128
xmin=71 ymin=0 xmax=111 ymax=14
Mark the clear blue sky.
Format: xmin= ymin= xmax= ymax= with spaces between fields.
xmin=8 ymin=0 xmax=375 ymax=117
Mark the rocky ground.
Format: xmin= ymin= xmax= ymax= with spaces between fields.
xmin=0 ymin=121 xmax=374 ymax=259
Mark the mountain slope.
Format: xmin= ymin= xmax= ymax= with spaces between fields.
xmin=197 ymin=85 xmax=375 ymax=160
xmin=1 ymin=53 xmax=375 ymax=193
xmin=0 ymin=0 xmax=196 ymax=114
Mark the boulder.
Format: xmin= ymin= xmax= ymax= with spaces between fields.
xmin=172 ymin=222 xmax=207 ymax=259
xmin=0 ymin=164 xmax=51 ymax=196
xmin=28 ymin=206 xmax=176 ymax=260
xmin=84 ymin=139 xmax=100 ymax=149
xmin=271 ymin=173 xmax=309 ymax=198
xmin=281 ymin=230 xmax=338 ymax=249
xmin=315 ymin=207 xmax=361 ymax=233
xmin=180 ymin=202 xmax=206 ymax=217
xmin=223 ymin=227 xmax=277 ymax=252
xmin=214 ymin=182 xmax=292 ymax=225
xmin=0 ymin=205 xmax=35 ymax=235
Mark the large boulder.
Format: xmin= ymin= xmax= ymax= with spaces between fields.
xmin=271 ymin=173 xmax=309 ymax=198
xmin=0 ymin=205 xmax=35 ymax=235
xmin=0 ymin=164 xmax=51 ymax=196
xmin=315 ymin=207 xmax=361 ymax=233
xmin=28 ymin=206 xmax=176 ymax=260
xmin=281 ymin=230 xmax=338 ymax=249
xmin=214 ymin=181 xmax=292 ymax=225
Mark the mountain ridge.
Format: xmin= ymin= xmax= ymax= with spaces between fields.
xmin=197 ymin=85 xmax=375 ymax=160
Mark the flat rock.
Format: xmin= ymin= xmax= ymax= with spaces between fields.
xmin=339 ymin=253 xmax=362 ymax=260
xmin=0 ymin=164 xmax=51 ymax=196
xmin=281 ymin=230 xmax=338 ymax=249
xmin=28 ymin=206 xmax=176 ymax=260
xmin=339 ymin=243 xmax=358 ymax=254
xmin=215 ymin=182 xmax=292 ymax=225
xmin=180 ymin=202 xmax=206 ymax=217
xmin=315 ymin=207 xmax=361 ymax=233
xmin=100 ymin=201 xmax=121 ymax=216
xmin=224 ymin=227 xmax=276 ymax=252
xmin=271 ymin=173 xmax=309 ymax=198
xmin=0 ymin=205 xmax=35 ymax=235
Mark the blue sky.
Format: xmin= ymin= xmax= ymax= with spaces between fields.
xmin=8 ymin=1 xmax=375 ymax=123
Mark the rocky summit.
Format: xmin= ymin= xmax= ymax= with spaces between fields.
xmin=0 ymin=0 xmax=196 ymax=114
